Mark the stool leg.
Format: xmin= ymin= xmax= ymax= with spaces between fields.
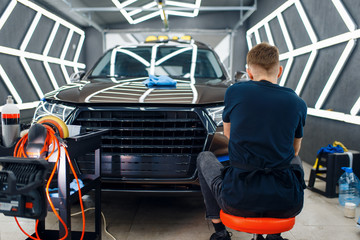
xmin=308 ymin=169 xmax=316 ymax=188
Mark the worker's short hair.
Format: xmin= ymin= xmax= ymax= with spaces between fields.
xmin=247 ymin=42 xmax=279 ymax=72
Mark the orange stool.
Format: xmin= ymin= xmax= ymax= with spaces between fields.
xmin=220 ymin=210 xmax=295 ymax=239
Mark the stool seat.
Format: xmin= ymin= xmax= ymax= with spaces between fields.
xmin=220 ymin=210 xmax=295 ymax=235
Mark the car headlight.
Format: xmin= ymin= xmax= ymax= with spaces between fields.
xmin=32 ymin=100 xmax=76 ymax=123
xmin=205 ymin=106 xmax=224 ymax=126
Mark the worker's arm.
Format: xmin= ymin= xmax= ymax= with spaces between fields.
xmin=293 ymin=137 xmax=302 ymax=156
xmin=223 ymin=122 xmax=231 ymax=140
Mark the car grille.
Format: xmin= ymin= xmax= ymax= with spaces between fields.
xmin=72 ymin=109 xmax=208 ymax=180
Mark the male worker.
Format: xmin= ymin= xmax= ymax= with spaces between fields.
xmin=197 ymin=42 xmax=307 ymax=240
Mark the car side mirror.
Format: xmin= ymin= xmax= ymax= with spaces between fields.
xmin=70 ymin=71 xmax=86 ymax=82
xmin=234 ymin=71 xmax=250 ymax=83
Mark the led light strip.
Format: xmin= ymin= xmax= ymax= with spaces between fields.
xmin=0 ymin=0 xmax=16 ymax=30
xmin=0 ymin=64 xmax=22 ymax=103
xmin=278 ymin=57 xmax=293 ymax=87
xmin=73 ymin=34 xmax=85 ymax=73
xmin=247 ymin=0 xmax=295 ymax=49
xmin=60 ymin=30 xmax=74 ymax=84
xmin=17 ymin=0 xmax=83 ymax=34
xmin=111 ymin=0 xmax=137 ymax=24
xmin=85 ymin=82 xmax=145 ymax=102
xmin=294 ymin=1 xmax=317 ymax=43
xmin=246 ymin=0 xmax=360 ymax=125
xmin=103 ymin=91 xmax=143 ymax=96
xmin=192 ymin=0 xmax=202 ymax=16
xmin=294 ymin=50 xmax=317 ymax=95
xmin=166 ymin=0 xmax=202 ymax=17
xmin=292 ymin=0 xmax=318 ymax=94
xmin=109 ymin=47 xmax=150 ymax=82
xmin=0 ymin=0 xmax=86 ymax=109
xmin=137 ymin=42 xmax=198 ymax=103
xmin=20 ymin=57 xmax=44 ymax=98
xmin=20 ymin=12 xmax=44 ymax=98
xmin=128 ymin=1 xmax=156 ymax=17
xmin=166 ymin=0 xmax=198 ymax=8
xmin=155 ymin=47 xmax=192 ymax=65
xmin=279 ymin=30 xmax=360 ymax=60
xmin=112 ymin=0 xmax=202 ymax=24
xmin=254 ymin=31 xmax=261 ymax=44
xmin=332 ymin=0 xmax=356 ymax=31
xmin=190 ymin=42 xmax=198 ymax=104
xmin=308 ymin=108 xmax=360 ymax=125
xmin=149 ymin=92 xmax=194 ymax=96
xmin=43 ymin=22 xmax=60 ymax=89
xmin=350 ymin=97 xmax=360 ymax=116
xmin=117 ymin=48 xmax=151 ymax=67
xmin=92 ymin=95 xmax=142 ymax=101
xmin=0 ymin=101 xmax=40 ymax=112
xmin=264 ymin=22 xmax=274 ymax=45
xmin=139 ymin=88 xmax=154 ymax=103
xmin=277 ymin=13 xmax=294 ymax=87
xmin=150 ymin=44 xmax=162 ymax=75
xmin=110 ymin=46 xmax=120 ymax=82
xmin=315 ymin=39 xmax=356 ymax=109
xmin=0 ymin=46 xmax=85 ymax=69
xmin=143 ymin=96 xmax=194 ymax=100
xmin=133 ymin=11 xmax=160 ymax=24
xmin=0 ymin=1 xmax=21 ymax=103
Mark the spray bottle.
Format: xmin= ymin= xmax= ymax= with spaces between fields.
xmin=1 ymin=96 xmax=20 ymax=147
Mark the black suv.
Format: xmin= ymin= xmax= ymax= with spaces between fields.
xmin=32 ymin=37 xmax=231 ymax=192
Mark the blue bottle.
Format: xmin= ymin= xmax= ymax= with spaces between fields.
xmin=338 ymin=167 xmax=360 ymax=206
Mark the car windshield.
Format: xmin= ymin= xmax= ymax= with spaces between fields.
xmin=89 ymin=44 xmax=225 ymax=82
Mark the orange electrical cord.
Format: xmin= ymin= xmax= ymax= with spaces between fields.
xmin=14 ymin=217 xmax=39 ymax=240
xmin=13 ymin=134 xmax=42 ymax=240
xmin=35 ymin=220 xmax=41 ymax=240
xmin=65 ymin=147 xmax=86 ymax=240
xmin=45 ymin=135 xmax=69 ymax=240
xmin=12 ymin=124 xmax=86 ymax=240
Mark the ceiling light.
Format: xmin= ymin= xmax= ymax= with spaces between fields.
xmin=112 ymin=0 xmax=202 ymax=24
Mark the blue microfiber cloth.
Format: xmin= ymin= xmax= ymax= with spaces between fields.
xmin=49 ymin=179 xmax=84 ymax=197
xmin=70 ymin=178 xmax=84 ymax=191
xmin=217 ymin=155 xmax=229 ymax=162
xmin=317 ymin=144 xmax=344 ymax=155
xmin=143 ymin=75 xmax=177 ymax=88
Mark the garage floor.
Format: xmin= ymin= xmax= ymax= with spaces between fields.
xmin=1 ymin=162 xmax=360 ymax=240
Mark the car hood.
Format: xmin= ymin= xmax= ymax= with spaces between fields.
xmin=45 ymin=77 xmax=230 ymax=105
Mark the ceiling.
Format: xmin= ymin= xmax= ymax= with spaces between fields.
xmin=33 ymin=0 xmax=256 ymax=32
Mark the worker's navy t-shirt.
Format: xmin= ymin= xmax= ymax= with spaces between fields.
xmin=221 ymin=80 xmax=307 ymax=217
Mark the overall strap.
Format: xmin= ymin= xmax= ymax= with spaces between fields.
xmin=230 ymin=161 xmax=291 ymax=187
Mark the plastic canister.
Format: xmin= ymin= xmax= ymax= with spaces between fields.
xmin=1 ymin=96 xmax=20 ymax=147
xmin=344 ymin=202 xmax=356 ymax=218
xmin=338 ymin=167 xmax=360 ymax=207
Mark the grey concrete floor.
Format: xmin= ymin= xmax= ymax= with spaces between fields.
xmin=1 ymin=162 xmax=360 ymax=240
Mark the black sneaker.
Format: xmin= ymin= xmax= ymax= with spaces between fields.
xmin=209 ymin=230 xmax=232 ymax=240
xmin=254 ymin=235 xmax=265 ymax=240
xmin=265 ymin=234 xmax=288 ymax=240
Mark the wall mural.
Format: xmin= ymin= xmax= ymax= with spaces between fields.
xmin=246 ymin=0 xmax=360 ymax=125
xmin=0 ymin=0 xmax=85 ymax=110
